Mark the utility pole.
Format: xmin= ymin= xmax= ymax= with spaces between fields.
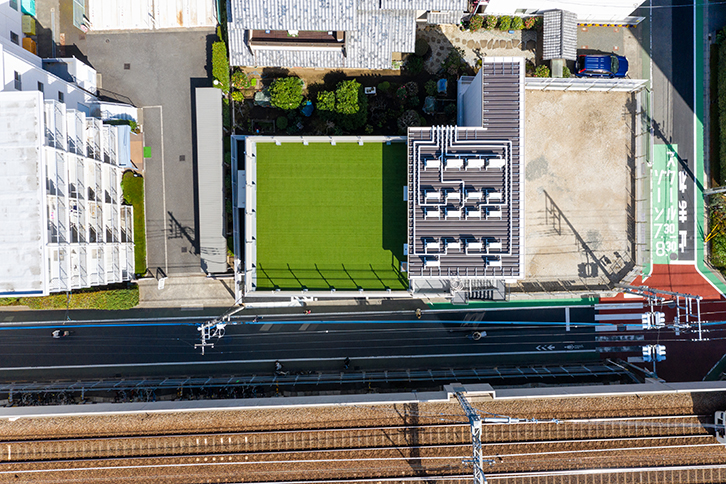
xmin=450 ymin=387 xmax=558 ymax=483
xmin=616 ymin=283 xmax=703 ymax=340
xmin=195 ymin=305 xmax=246 ymax=355
xmin=453 ymin=390 xmax=490 ymax=484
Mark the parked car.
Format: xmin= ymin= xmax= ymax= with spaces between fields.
xmin=575 ymin=54 xmax=629 ymax=78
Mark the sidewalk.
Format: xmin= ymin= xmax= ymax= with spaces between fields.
xmin=137 ymin=275 xmax=236 ymax=309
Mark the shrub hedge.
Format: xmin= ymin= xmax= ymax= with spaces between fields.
xmin=212 ymin=41 xmax=230 ymax=93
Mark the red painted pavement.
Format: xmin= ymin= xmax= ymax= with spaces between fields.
xmin=600 ymin=264 xmax=724 ymax=303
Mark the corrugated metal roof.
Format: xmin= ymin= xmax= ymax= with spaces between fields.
xmin=542 ymin=9 xmax=577 ymax=61
xmin=379 ymin=0 xmax=467 ymax=10
xmin=195 ymin=88 xmax=227 ymax=274
xmin=426 ymin=10 xmax=465 ymax=25
xmin=228 ymin=0 xmax=357 ymax=31
xmin=88 ymin=0 xmax=216 ymax=30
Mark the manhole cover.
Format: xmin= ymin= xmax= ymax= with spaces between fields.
xmin=669 ymin=252 xmax=677 ymax=260
xmin=181 ymin=247 xmax=187 ymax=253
xmin=179 ymin=155 xmax=185 ymax=161
xmin=124 ymin=63 xmax=130 ymax=70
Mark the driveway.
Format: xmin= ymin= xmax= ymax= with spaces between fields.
xmin=67 ymin=29 xmax=217 ymax=276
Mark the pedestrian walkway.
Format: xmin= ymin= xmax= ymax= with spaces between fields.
xmin=137 ymin=275 xmax=236 ymax=309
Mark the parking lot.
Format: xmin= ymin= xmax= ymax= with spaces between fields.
xmin=523 ymin=90 xmax=636 ymax=289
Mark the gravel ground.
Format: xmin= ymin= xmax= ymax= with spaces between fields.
xmin=0 ymin=392 xmax=724 ymax=483
xmin=1 ymin=392 xmax=723 ymax=441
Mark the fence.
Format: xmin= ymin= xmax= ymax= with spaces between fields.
xmin=525 ymin=77 xmax=648 ymax=92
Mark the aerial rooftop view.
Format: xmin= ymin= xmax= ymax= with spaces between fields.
xmin=1 ymin=0 xmax=726 ymax=482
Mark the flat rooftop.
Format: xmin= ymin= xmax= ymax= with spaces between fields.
xmin=407 ymin=124 xmax=522 ymax=281
xmin=250 ymin=139 xmax=408 ymax=291
xmin=0 ymin=91 xmax=46 ymax=296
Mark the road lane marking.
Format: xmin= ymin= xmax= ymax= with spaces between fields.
xmin=0 ymin=349 xmax=596 ymax=372
xmin=299 ymin=323 xmax=310 ymax=331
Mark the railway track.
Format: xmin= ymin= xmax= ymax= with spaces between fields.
xmin=0 ymin=415 xmax=711 ymax=462
xmin=0 ymin=413 xmax=722 ymax=483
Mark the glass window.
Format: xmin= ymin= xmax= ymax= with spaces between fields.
xmin=9 ymin=0 xmax=17 ymax=11
xmin=10 ymin=31 xmax=19 ymax=45
xmin=58 ymin=91 xmax=64 ymax=103
xmin=14 ymin=71 xmax=21 ymax=90
xmin=38 ymin=81 xmax=44 ymax=92
xmin=611 ymin=56 xmax=619 ymax=74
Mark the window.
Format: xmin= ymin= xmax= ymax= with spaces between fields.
xmin=58 ymin=91 xmax=64 ymax=103
xmin=9 ymin=0 xmax=17 ymax=11
xmin=10 ymin=31 xmax=18 ymax=45
xmin=13 ymin=71 xmax=21 ymax=90
xmin=37 ymin=81 xmax=44 ymax=92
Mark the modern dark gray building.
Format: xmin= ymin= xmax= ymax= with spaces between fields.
xmin=407 ymin=58 xmax=524 ymax=296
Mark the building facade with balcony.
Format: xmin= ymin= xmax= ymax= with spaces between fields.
xmin=0 ymin=90 xmax=134 ymax=297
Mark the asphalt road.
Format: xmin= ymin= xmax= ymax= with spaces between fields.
xmin=644 ymin=0 xmax=697 ymax=262
xmin=0 ymin=306 xmax=599 ymax=381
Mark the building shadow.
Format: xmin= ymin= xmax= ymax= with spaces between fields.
xmin=381 ymin=142 xmax=408 ymax=260
xmin=543 ymin=190 xmax=635 ymax=287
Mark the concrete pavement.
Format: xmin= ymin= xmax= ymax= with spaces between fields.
xmin=57 ymin=28 xmax=217 ymax=277
xmin=136 ymin=275 xmax=235 ymax=309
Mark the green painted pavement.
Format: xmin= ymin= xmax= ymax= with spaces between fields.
xmin=652 ymin=144 xmax=681 ymax=264
xmin=428 ymin=296 xmax=599 ymax=310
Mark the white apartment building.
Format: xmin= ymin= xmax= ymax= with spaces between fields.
xmin=0 ymin=91 xmax=134 ymax=296
xmin=0 ymin=91 xmax=134 ymax=297
xmin=0 ymin=0 xmax=134 ymax=297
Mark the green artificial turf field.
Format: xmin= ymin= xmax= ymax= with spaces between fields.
xmin=255 ymin=141 xmax=408 ymax=290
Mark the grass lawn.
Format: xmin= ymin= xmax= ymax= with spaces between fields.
xmin=255 ymin=141 xmax=408 ymax=290
xmin=0 ymin=285 xmax=139 ymax=310
xmin=121 ymin=171 xmax=147 ymax=275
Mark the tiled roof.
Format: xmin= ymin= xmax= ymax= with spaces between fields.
xmin=227 ymin=0 xmax=459 ymax=69
xmin=228 ymin=0 xmax=357 ymax=31
xmin=542 ymin=9 xmax=578 ymax=61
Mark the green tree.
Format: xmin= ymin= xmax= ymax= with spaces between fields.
xmin=335 ymin=80 xmax=361 ymax=115
xmin=316 ymin=90 xmax=335 ymax=111
xmin=406 ymin=55 xmax=424 ymax=75
xmin=269 ymin=77 xmax=303 ymax=110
